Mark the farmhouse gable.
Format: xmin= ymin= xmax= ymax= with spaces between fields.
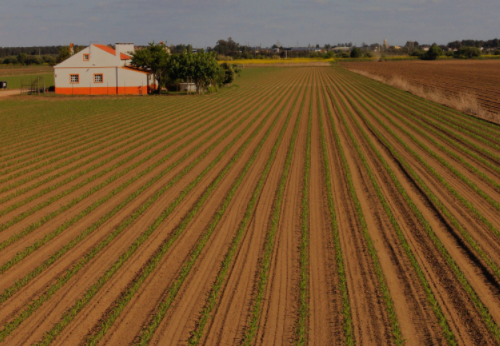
xmin=54 ymin=43 xmax=154 ymax=95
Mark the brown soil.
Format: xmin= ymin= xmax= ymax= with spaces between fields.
xmin=341 ymin=59 xmax=500 ymax=118
xmin=1 ymin=67 xmax=500 ymax=346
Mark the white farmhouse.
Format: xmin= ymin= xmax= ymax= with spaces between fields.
xmin=54 ymin=43 xmax=153 ymax=95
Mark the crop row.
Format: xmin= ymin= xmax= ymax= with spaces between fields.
xmin=322 ymin=80 xmax=404 ymax=345
xmin=329 ymin=68 xmax=500 ymax=341
xmin=0 ymin=75 xmax=285 ymax=252
xmin=296 ymin=78 xmax=312 ymax=345
xmin=336 ymin=74 xmax=500 ymax=284
xmin=316 ymin=86 xmax=353 ymax=345
xmin=339 ymin=69 xmax=500 ymax=163
xmin=336 ymin=73 xmax=500 ymax=239
xmin=0 ymin=72 xmax=279 ymax=189
xmin=0 ymin=72 xmax=302 ymax=302
xmin=185 ymin=78 xmax=303 ymax=346
xmin=341 ymin=74 xmax=500 ymax=194
xmin=241 ymin=76 xmax=309 ymax=346
xmin=343 ymin=72 xmax=500 ymax=194
xmin=0 ymin=95 xmax=195 ymax=167
xmin=34 ymin=71 xmax=303 ymax=346
xmin=324 ymin=72 xmax=456 ymax=345
xmin=0 ymin=79 xmax=284 ymax=343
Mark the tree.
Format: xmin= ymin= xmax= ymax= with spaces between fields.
xmin=189 ymin=50 xmax=223 ymax=93
xmin=350 ymin=47 xmax=363 ymax=58
xmin=130 ymin=41 xmax=170 ymax=94
xmin=57 ymin=46 xmax=71 ymax=63
xmin=17 ymin=53 xmax=28 ymax=65
xmin=220 ymin=62 xmax=235 ymax=85
xmin=422 ymin=44 xmax=443 ymax=60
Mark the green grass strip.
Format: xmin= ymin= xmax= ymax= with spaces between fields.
xmin=323 ymin=81 xmax=404 ymax=345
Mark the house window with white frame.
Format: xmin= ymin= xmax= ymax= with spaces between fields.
xmin=83 ymin=54 xmax=89 ymax=61
xmin=70 ymin=74 xmax=79 ymax=84
xmin=94 ymin=74 xmax=103 ymax=83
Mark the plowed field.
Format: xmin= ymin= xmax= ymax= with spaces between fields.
xmin=1 ymin=66 xmax=500 ymax=346
xmin=341 ymin=60 xmax=500 ymax=114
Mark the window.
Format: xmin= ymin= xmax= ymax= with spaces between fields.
xmin=70 ymin=74 xmax=79 ymax=84
xmin=83 ymin=54 xmax=89 ymax=61
xmin=94 ymin=74 xmax=103 ymax=83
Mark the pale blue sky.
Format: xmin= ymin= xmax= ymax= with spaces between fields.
xmin=0 ymin=0 xmax=498 ymax=48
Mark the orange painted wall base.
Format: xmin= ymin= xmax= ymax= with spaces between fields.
xmin=55 ymin=86 xmax=148 ymax=95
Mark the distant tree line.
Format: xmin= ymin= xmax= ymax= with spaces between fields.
xmin=447 ymin=38 xmax=500 ymax=49
xmin=0 ymin=46 xmax=63 ymax=58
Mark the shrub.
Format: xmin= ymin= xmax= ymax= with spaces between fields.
xmin=350 ymin=48 xmax=363 ymax=58
xmin=410 ymin=50 xmax=423 ymax=57
xmin=364 ymin=51 xmax=374 ymax=58
xmin=454 ymin=46 xmax=481 ymax=59
xmin=494 ymin=50 xmax=500 ymax=56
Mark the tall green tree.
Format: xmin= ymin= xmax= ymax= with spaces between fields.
xmin=422 ymin=44 xmax=443 ymax=60
xmin=350 ymin=47 xmax=363 ymax=58
xmin=188 ymin=50 xmax=223 ymax=93
xmin=130 ymin=42 xmax=170 ymax=94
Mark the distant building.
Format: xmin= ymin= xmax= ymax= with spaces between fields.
xmin=272 ymin=48 xmax=280 ymax=53
xmin=383 ymin=39 xmax=388 ymax=50
xmin=331 ymin=46 xmax=352 ymax=53
xmin=54 ymin=43 xmax=153 ymax=95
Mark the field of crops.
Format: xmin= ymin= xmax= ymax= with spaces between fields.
xmin=341 ymin=60 xmax=500 ymax=115
xmin=1 ymin=66 xmax=500 ymax=345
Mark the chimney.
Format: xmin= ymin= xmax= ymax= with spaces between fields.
xmin=69 ymin=43 xmax=74 ymax=55
xmin=115 ymin=43 xmax=135 ymax=58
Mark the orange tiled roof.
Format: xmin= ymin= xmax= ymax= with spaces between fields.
xmin=94 ymin=44 xmax=132 ymax=60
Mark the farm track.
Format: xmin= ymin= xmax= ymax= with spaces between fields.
xmin=1 ymin=66 xmax=500 ymax=345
